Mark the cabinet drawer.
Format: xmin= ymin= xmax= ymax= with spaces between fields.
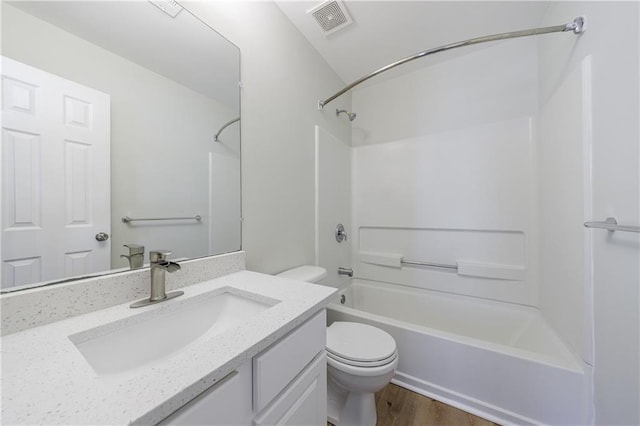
xmin=254 ymin=352 xmax=326 ymax=426
xmin=159 ymin=363 xmax=252 ymax=426
xmin=253 ymin=310 xmax=326 ymax=412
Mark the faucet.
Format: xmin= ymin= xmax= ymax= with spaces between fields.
xmin=338 ymin=267 xmax=353 ymax=277
xmin=120 ymin=244 xmax=145 ymax=269
xmin=130 ymin=250 xmax=184 ymax=308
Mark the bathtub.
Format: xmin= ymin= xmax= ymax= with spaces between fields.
xmin=326 ymin=279 xmax=588 ymax=425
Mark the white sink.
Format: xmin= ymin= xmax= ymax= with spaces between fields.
xmin=70 ymin=288 xmax=278 ymax=376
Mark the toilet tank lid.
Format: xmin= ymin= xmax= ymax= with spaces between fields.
xmin=276 ymin=265 xmax=327 ymax=283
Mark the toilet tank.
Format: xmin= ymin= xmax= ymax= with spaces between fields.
xmin=276 ymin=265 xmax=327 ymax=283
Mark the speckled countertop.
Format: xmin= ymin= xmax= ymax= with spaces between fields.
xmin=1 ymin=270 xmax=337 ymax=425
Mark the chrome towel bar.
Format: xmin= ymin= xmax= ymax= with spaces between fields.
xmin=584 ymin=217 xmax=640 ymax=233
xmin=122 ymin=215 xmax=202 ymax=223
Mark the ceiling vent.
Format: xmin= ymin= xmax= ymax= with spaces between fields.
xmin=307 ymin=0 xmax=353 ymax=36
xmin=149 ymin=0 xmax=183 ymax=18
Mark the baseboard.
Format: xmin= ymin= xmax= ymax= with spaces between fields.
xmin=391 ymin=371 xmax=540 ymax=426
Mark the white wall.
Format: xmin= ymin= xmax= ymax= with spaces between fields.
xmin=352 ymin=38 xmax=538 ymax=145
xmin=2 ymin=4 xmax=239 ymax=266
xmin=536 ymin=40 xmax=590 ymax=367
xmin=315 ymin=126 xmax=351 ymax=288
xmin=538 ymin=3 xmax=639 ymax=425
xmin=185 ymin=2 xmax=351 ymax=275
xmin=209 ymin=130 xmax=241 ymax=256
xmin=351 ymin=39 xmax=539 ymax=305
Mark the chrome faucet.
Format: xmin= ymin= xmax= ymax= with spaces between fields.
xmin=120 ymin=244 xmax=145 ymax=269
xmin=130 ymin=250 xmax=184 ymax=308
xmin=338 ymin=267 xmax=353 ymax=277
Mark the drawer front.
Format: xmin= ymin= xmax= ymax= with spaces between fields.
xmin=253 ymin=352 xmax=327 ymax=426
xmin=253 ymin=310 xmax=326 ymax=412
xmin=159 ymin=363 xmax=252 ymax=426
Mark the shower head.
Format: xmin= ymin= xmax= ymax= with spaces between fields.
xmin=336 ymin=109 xmax=357 ymax=122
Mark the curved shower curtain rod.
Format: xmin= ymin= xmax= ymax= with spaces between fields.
xmin=318 ymin=16 xmax=586 ymax=110
xmin=213 ymin=117 xmax=240 ymax=142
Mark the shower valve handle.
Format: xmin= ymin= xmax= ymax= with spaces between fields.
xmin=335 ymin=224 xmax=348 ymax=243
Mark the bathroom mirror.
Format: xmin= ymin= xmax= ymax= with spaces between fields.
xmin=1 ymin=1 xmax=241 ymax=291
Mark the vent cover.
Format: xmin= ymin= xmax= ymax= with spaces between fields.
xmin=307 ymin=0 xmax=353 ymax=35
xmin=149 ymin=0 xmax=183 ymax=18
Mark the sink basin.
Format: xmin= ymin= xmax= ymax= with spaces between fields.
xmin=70 ymin=288 xmax=279 ymax=376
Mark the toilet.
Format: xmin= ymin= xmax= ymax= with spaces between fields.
xmin=276 ymin=266 xmax=398 ymax=426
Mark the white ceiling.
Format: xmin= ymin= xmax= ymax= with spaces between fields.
xmin=276 ymin=1 xmax=551 ymax=87
xmin=8 ymin=1 xmax=240 ymax=110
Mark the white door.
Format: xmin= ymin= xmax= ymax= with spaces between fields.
xmin=1 ymin=56 xmax=111 ymax=288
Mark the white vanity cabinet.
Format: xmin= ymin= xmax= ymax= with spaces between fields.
xmin=161 ymin=310 xmax=327 ymax=426
xmin=253 ymin=354 xmax=326 ymax=426
xmin=253 ymin=310 xmax=326 ymax=425
xmin=158 ymin=363 xmax=253 ymax=426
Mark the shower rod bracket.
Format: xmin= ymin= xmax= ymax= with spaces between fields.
xmin=317 ymin=16 xmax=586 ymax=110
xmin=568 ymin=16 xmax=586 ymax=35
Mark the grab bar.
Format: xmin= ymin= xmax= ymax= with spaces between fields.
xmin=359 ymin=252 xmax=525 ymax=280
xmin=122 ymin=215 xmax=202 ymax=223
xmin=584 ymin=217 xmax=640 ymax=233
xmin=401 ymin=259 xmax=458 ymax=271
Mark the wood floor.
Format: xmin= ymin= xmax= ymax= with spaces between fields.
xmin=328 ymin=383 xmax=498 ymax=426
xmin=374 ymin=384 xmax=498 ymax=426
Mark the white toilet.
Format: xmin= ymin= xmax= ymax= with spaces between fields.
xmin=276 ymin=266 xmax=398 ymax=426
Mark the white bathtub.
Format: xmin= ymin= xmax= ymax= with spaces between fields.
xmin=326 ymin=279 xmax=588 ymax=425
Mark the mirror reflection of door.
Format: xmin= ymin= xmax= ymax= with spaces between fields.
xmin=1 ymin=56 xmax=111 ymax=288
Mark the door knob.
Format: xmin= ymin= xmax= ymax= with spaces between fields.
xmin=95 ymin=232 xmax=109 ymax=241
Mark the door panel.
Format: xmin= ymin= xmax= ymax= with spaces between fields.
xmin=1 ymin=56 xmax=111 ymax=288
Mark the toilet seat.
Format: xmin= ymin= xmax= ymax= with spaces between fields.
xmin=327 ymin=349 xmax=397 ymax=367
xmin=326 ymin=322 xmax=397 ymax=366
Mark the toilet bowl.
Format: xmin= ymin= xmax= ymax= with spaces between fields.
xmin=276 ymin=265 xmax=398 ymax=426
xmin=326 ymin=321 xmax=398 ymax=426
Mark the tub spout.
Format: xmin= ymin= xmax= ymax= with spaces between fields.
xmin=338 ymin=267 xmax=353 ymax=277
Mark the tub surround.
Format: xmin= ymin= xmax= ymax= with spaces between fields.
xmin=1 ymin=269 xmax=337 ymax=425
xmin=1 ymin=251 xmax=245 ymax=336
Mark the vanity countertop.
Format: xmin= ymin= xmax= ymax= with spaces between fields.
xmin=1 ymin=270 xmax=337 ymax=425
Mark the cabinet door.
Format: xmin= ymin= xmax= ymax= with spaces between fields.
xmin=253 ymin=311 xmax=326 ymax=411
xmin=159 ymin=363 xmax=252 ymax=426
xmin=254 ymin=352 xmax=327 ymax=426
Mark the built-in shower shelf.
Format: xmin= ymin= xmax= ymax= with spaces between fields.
xmin=359 ymin=251 xmax=524 ymax=281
